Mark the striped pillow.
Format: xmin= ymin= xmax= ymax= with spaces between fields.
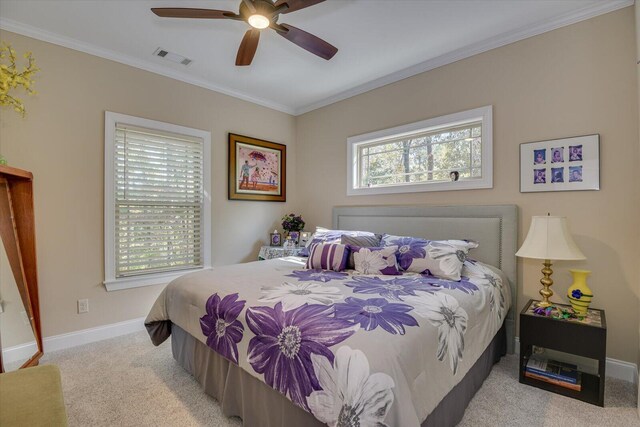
xmin=299 ymin=227 xmax=378 ymax=257
xmin=305 ymin=243 xmax=350 ymax=272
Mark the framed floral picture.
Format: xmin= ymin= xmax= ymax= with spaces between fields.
xmin=228 ymin=133 xmax=286 ymax=201
xmin=520 ymin=134 xmax=599 ymax=193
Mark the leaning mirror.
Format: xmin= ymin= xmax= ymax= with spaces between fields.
xmin=0 ymin=242 xmax=38 ymax=371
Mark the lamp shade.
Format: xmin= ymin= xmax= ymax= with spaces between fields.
xmin=516 ymin=216 xmax=585 ymax=261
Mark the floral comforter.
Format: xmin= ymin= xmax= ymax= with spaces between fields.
xmin=145 ymin=257 xmax=510 ymax=426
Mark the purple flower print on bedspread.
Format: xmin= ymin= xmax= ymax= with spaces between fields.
xmin=200 ymin=293 xmax=246 ymax=364
xmin=419 ymin=274 xmax=479 ymax=294
xmin=344 ymin=276 xmax=441 ymax=300
xmin=286 ymin=269 xmax=349 ymax=283
xmin=334 ymin=297 xmax=419 ymax=335
xmin=245 ymin=302 xmax=357 ymax=410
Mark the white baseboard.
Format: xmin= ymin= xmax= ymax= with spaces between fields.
xmin=2 ymin=316 xmax=146 ymax=364
xmin=515 ymin=337 xmax=638 ymax=385
xmin=44 ymin=317 xmax=147 ymax=352
xmin=2 ymin=341 xmax=38 ymax=365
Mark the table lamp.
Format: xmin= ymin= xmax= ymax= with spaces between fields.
xmin=516 ymin=215 xmax=585 ymax=307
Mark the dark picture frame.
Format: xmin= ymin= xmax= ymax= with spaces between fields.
xmin=520 ymin=134 xmax=599 ymax=193
xmin=228 ymin=133 xmax=286 ymax=202
xmin=270 ymin=231 xmax=282 ymax=246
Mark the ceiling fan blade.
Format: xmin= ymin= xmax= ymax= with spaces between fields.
xmin=151 ymin=8 xmax=234 ymax=19
xmin=236 ymin=29 xmax=261 ymax=66
xmin=277 ymin=24 xmax=337 ymax=60
xmin=274 ymin=0 xmax=325 ymax=14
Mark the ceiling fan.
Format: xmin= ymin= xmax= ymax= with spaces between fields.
xmin=151 ymin=0 xmax=338 ymax=66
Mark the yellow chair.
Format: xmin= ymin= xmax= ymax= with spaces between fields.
xmin=0 ymin=365 xmax=68 ymax=426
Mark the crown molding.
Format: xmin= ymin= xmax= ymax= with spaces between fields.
xmin=293 ymin=0 xmax=634 ymax=115
xmin=0 ymin=0 xmax=633 ymax=116
xmin=0 ymin=17 xmax=296 ymax=115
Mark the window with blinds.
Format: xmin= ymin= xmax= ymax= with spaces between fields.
xmin=347 ymin=106 xmax=493 ymax=195
xmin=105 ymin=112 xmax=211 ymax=290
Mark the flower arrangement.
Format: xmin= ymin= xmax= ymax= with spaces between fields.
xmin=281 ymin=213 xmax=305 ymax=232
xmin=0 ymin=43 xmax=39 ymax=117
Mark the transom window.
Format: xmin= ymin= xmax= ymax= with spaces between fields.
xmin=358 ymin=122 xmax=482 ymax=187
xmin=347 ymin=106 xmax=492 ymax=195
xmin=104 ymin=112 xmax=211 ymax=291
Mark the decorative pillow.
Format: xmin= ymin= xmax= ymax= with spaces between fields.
xmin=381 ymin=234 xmax=478 ymax=280
xmin=299 ymin=227 xmax=378 ymax=257
xmin=348 ymin=245 xmax=401 ymax=275
xmin=341 ymin=234 xmax=382 ymax=269
xmin=305 ymin=243 xmax=350 ymax=272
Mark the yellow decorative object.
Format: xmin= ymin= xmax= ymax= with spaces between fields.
xmin=516 ymin=215 xmax=586 ymax=308
xmin=0 ymin=43 xmax=39 ymax=117
xmin=567 ymin=269 xmax=593 ymax=316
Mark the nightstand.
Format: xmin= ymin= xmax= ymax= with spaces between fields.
xmin=519 ymin=299 xmax=606 ymax=406
xmin=258 ymin=245 xmax=304 ymax=260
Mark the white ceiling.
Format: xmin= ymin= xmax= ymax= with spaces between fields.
xmin=0 ymin=0 xmax=632 ymax=114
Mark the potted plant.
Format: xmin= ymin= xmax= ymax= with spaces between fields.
xmin=281 ymin=213 xmax=305 ymax=244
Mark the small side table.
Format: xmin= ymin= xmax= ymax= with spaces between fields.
xmin=258 ymin=245 xmax=304 ymax=260
xmin=519 ymin=299 xmax=606 ymax=406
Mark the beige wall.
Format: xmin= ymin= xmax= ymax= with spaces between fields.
xmin=0 ymin=30 xmax=296 ymax=341
xmin=296 ymin=8 xmax=639 ymax=362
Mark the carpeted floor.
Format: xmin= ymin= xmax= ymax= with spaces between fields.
xmin=40 ymin=331 xmax=638 ymax=427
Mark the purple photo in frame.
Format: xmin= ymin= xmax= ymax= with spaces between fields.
xmin=270 ymin=231 xmax=282 ymax=247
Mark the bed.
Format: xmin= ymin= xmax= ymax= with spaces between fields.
xmin=145 ymin=204 xmax=518 ymax=426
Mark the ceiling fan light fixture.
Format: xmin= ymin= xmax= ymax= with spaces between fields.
xmin=248 ymin=14 xmax=270 ymax=29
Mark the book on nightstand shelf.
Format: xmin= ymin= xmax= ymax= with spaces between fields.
xmin=525 ymin=358 xmax=582 ymax=391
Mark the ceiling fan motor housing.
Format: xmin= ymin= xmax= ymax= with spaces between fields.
xmin=239 ymin=0 xmax=280 ymax=25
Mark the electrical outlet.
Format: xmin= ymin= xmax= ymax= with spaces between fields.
xmin=78 ymin=299 xmax=89 ymax=314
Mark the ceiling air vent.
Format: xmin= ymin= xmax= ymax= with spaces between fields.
xmin=153 ymin=48 xmax=192 ymax=66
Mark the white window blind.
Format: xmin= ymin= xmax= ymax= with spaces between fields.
xmin=114 ymin=124 xmax=204 ymax=278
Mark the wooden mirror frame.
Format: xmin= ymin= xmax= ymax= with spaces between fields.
xmin=0 ymin=165 xmax=43 ymax=372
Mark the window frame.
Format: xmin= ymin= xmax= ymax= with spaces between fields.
xmin=346 ymin=106 xmax=493 ymax=196
xmin=104 ymin=111 xmax=212 ymax=291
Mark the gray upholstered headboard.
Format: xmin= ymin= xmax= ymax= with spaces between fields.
xmin=332 ymin=204 xmax=518 ymax=353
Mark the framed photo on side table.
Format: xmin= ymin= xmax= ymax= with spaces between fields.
xmin=229 ymin=133 xmax=286 ymax=201
xmin=270 ymin=230 xmax=282 ymax=247
xmin=520 ymin=134 xmax=599 ymax=193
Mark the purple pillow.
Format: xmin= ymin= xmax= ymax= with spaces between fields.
xmin=381 ymin=234 xmax=478 ymax=280
xmin=299 ymin=227 xmax=378 ymax=257
xmin=305 ymin=243 xmax=350 ymax=272
xmin=380 ymin=234 xmax=429 ymax=271
xmin=348 ymin=245 xmax=401 ymax=275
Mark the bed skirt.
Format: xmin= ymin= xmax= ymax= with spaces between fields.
xmin=170 ymin=323 xmax=506 ymax=427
